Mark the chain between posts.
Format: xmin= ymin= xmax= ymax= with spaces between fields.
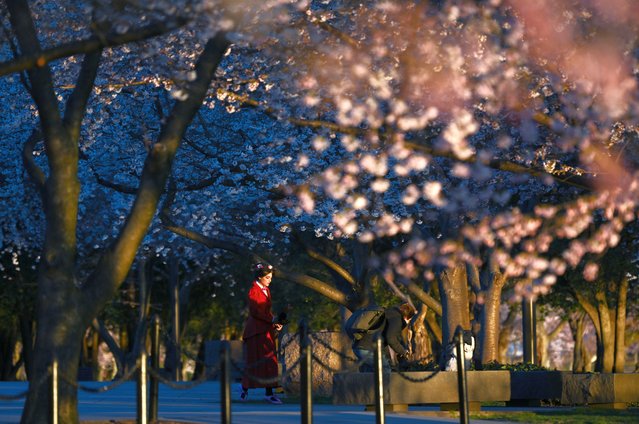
xmin=146 ymin=366 xmax=216 ymax=389
xmin=307 ymin=333 xmax=358 ymax=362
xmin=3 ymin=324 xmax=443 ymax=424
xmin=0 ymin=363 xmax=53 ymax=401
xmin=306 ymin=332 xmax=440 ymax=379
xmin=394 ymin=367 xmax=442 ymax=382
xmin=0 ymin=390 xmax=30 ymax=401
xmin=229 ymin=356 xmax=302 ymax=385
xmin=61 ymin=362 xmax=141 ymax=393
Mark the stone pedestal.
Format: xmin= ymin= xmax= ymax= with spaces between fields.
xmin=281 ymin=331 xmax=356 ymax=396
xmin=510 ymin=371 xmax=639 ymax=407
xmin=204 ymin=340 xmax=244 ymax=380
xmin=333 ymin=370 xmax=511 ymax=409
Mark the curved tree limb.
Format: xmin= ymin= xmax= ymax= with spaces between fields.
xmin=405 ymin=141 xmax=593 ymax=190
xmin=424 ymin=308 xmax=443 ymax=344
xmin=274 ymin=269 xmax=350 ymax=308
xmin=163 ymin=220 xmax=255 ymax=258
xmin=405 ymin=281 xmax=443 ymax=317
xmin=161 ymin=218 xmax=353 ymax=308
xmin=291 ymin=231 xmax=356 ymax=286
xmin=305 ymin=11 xmax=361 ymax=49
xmin=0 ymin=18 xmax=188 ymax=76
xmin=91 ymin=318 xmax=124 ymax=373
xmin=91 ymin=165 xmax=138 ymax=194
xmin=82 ymin=33 xmax=231 ymax=312
xmin=572 ymin=289 xmax=601 ymax=338
xmin=216 ymin=86 xmax=594 ymax=191
xmin=62 ymin=49 xmax=102 ymax=140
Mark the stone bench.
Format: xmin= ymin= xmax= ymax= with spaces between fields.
xmin=510 ymin=371 xmax=639 ymax=409
xmin=333 ymin=370 xmax=511 ymax=411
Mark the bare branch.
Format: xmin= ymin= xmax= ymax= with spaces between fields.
xmin=82 ymin=33 xmax=231 ymax=309
xmin=0 ymin=17 xmax=188 ymax=76
xmin=62 ymin=49 xmax=102 ymax=140
xmin=405 ymin=141 xmax=594 ymax=190
xmin=274 ymin=269 xmax=350 ymax=308
xmin=405 ymin=281 xmax=443 ymax=317
xmin=219 ymin=87 xmax=594 ymax=190
xmin=291 ymin=231 xmax=356 ymax=286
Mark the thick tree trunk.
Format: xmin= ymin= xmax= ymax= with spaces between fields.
xmin=536 ymin=319 xmax=565 ymax=369
xmin=536 ymin=320 xmax=550 ymax=368
xmin=436 ymin=264 xmax=470 ymax=364
xmin=478 ymin=289 xmax=502 ymax=364
xmin=22 ymin=281 xmax=85 ymax=423
xmin=595 ymin=290 xmax=615 ymax=373
xmin=498 ymin=305 xmax=517 ymax=363
xmin=569 ymin=312 xmax=588 ymax=372
xmin=573 ymin=289 xmax=609 ymax=372
xmin=614 ymin=276 xmax=628 ymax=373
xmin=477 ymin=266 xmax=506 ymax=365
xmin=411 ymin=305 xmax=433 ymax=363
xmin=10 ymin=18 xmax=230 ymax=420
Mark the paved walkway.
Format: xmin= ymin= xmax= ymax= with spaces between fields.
xmin=0 ymin=381 xmax=512 ymax=424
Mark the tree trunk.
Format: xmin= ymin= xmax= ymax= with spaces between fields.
xmin=10 ymin=19 xmax=231 ymax=421
xmin=476 ymin=262 xmax=506 ymax=365
xmin=411 ymin=304 xmax=433 ymax=363
xmin=569 ymin=311 xmax=588 ymax=372
xmin=498 ymin=305 xmax=517 ymax=363
xmin=21 ymin=282 xmax=85 ymax=423
xmin=614 ymin=276 xmax=628 ymax=373
xmin=573 ymin=289 xmax=609 ymax=372
xmin=536 ymin=319 xmax=565 ymax=369
xmin=595 ymin=290 xmax=615 ymax=372
xmin=436 ymin=264 xmax=470 ymax=361
xmin=536 ymin=320 xmax=550 ymax=368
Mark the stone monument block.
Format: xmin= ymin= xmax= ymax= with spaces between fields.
xmin=280 ymin=331 xmax=357 ymax=396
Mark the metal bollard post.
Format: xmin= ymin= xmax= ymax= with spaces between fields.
xmin=150 ymin=315 xmax=160 ymax=422
xmin=455 ymin=327 xmax=469 ymax=424
xmin=374 ymin=335 xmax=385 ymax=424
xmin=522 ymin=297 xmax=537 ymax=365
xmin=137 ymin=351 xmax=148 ymax=424
xmin=221 ymin=341 xmax=232 ymax=424
xmin=52 ymin=359 xmax=58 ymax=424
xmin=300 ymin=319 xmax=313 ymax=424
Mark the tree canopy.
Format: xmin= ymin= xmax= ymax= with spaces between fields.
xmin=2 ymin=0 xmax=639 ymax=421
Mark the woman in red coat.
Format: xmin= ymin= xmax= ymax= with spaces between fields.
xmin=240 ymin=263 xmax=283 ymax=404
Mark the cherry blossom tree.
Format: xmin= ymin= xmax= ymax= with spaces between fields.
xmin=160 ymin=0 xmax=639 ymax=366
xmin=0 ymin=0 xmax=300 ymax=420
xmin=262 ymin=0 xmax=639 ymax=361
xmin=3 ymin=3 xmax=639 ymax=422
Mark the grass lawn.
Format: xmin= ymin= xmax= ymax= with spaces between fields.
xmin=470 ymin=407 xmax=639 ymax=423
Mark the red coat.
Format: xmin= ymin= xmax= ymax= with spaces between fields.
xmin=242 ymin=281 xmax=275 ymax=340
xmin=242 ymin=281 xmax=278 ymax=388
